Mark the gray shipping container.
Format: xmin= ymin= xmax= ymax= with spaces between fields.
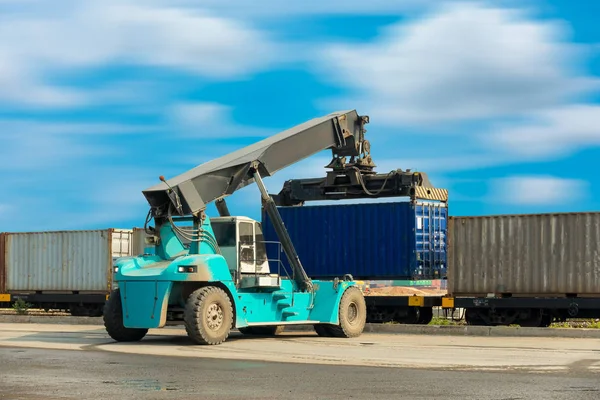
xmin=447 ymin=212 xmax=600 ymax=296
xmin=0 ymin=229 xmax=133 ymax=293
xmin=132 ymin=228 xmax=154 ymax=256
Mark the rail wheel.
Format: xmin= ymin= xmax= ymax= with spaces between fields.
xmin=103 ymin=289 xmax=148 ymax=342
xmin=184 ymin=286 xmax=233 ymax=345
xmin=464 ymin=308 xmax=488 ymax=326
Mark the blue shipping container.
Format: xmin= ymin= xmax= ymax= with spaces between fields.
xmin=261 ymin=201 xmax=448 ymax=280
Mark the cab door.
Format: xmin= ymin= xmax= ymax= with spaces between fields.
xmin=238 ymin=221 xmax=256 ymax=274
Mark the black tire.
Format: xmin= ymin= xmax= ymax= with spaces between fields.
xmin=313 ymin=324 xmax=334 ymax=337
xmin=103 ymin=289 xmax=148 ymax=342
xmin=417 ymin=307 xmax=434 ymax=325
xmin=327 ymin=286 xmax=367 ymax=338
xmin=184 ymin=286 xmax=233 ymax=345
xmin=239 ymin=325 xmax=285 ymax=336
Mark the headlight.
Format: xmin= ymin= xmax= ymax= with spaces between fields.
xmin=178 ymin=266 xmax=197 ymax=273
xmin=113 ymin=266 xmax=119 ymax=273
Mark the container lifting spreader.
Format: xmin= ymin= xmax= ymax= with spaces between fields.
xmin=104 ymin=109 xmax=442 ymax=345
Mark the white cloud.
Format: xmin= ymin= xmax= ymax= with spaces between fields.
xmin=61 ymin=169 xmax=161 ymax=229
xmin=171 ymin=0 xmax=435 ymax=18
xmin=169 ymin=102 xmax=273 ymax=138
xmin=0 ymin=118 xmax=163 ymax=230
xmin=489 ymin=104 xmax=600 ymax=158
xmin=374 ymin=155 xmax=512 ymax=174
xmin=0 ymin=120 xmax=157 ymax=170
xmin=317 ymin=2 xmax=599 ymax=126
xmin=0 ymin=61 xmax=86 ymax=107
xmin=0 ymin=157 xmax=191 ymax=231
xmin=0 ymin=167 xmax=158 ymax=231
xmin=0 ymin=0 xmax=279 ymax=108
xmin=0 ymin=102 xmax=283 ymax=230
xmin=488 ymin=175 xmax=589 ymax=206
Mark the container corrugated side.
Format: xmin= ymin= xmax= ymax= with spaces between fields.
xmin=5 ymin=229 xmax=133 ymax=293
xmin=447 ymin=213 xmax=600 ymax=296
xmin=261 ymin=201 xmax=447 ymax=280
xmin=0 ymin=233 xmax=5 ymax=293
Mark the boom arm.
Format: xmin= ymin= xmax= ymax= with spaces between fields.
xmin=143 ymin=110 xmax=371 ymax=218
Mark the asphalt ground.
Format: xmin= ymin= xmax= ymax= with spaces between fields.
xmin=1 ymin=323 xmax=600 ymax=399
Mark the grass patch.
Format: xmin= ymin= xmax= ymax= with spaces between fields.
xmin=11 ymin=298 xmax=33 ymax=315
xmin=429 ymin=317 xmax=461 ymax=326
xmin=550 ymin=319 xmax=600 ymax=329
xmin=429 ymin=317 xmax=451 ymax=325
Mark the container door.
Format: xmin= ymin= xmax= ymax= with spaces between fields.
xmin=111 ymin=229 xmax=133 ymax=259
xmin=414 ymin=203 xmax=447 ymax=280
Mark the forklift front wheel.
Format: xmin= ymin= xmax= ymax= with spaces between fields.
xmin=184 ymin=286 xmax=233 ymax=345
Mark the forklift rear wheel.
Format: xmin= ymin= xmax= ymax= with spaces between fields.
xmin=319 ymin=286 xmax=367 ymax=338
xmin=103 ymin=289 xmax=148 ymax=342
xmin=239 ymin=325 xmax=285 ymax=336
xmin=184 ymin=286 xmax=233 ymax=345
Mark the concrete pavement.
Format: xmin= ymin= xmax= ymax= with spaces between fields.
xmin=1 ymin=323 xmax=600 ymax=399
xmin=1 ymin=322 xmax=600 ymax=371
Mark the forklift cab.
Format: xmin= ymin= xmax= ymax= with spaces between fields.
xmin=210 ymin=216 xmax=273 ymax=282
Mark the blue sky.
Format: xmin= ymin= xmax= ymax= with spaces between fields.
xmin=1 ymin=0 xmax=599 ymax=232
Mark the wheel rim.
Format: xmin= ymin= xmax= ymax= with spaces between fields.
xmin=347 ymin=301 xmax=358 ymax=324
xmin=206 ymin=302 xmax=224 ymax=331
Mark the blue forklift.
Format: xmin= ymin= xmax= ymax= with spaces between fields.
xmin=104 ymin=110 xmax=438 ymax=345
